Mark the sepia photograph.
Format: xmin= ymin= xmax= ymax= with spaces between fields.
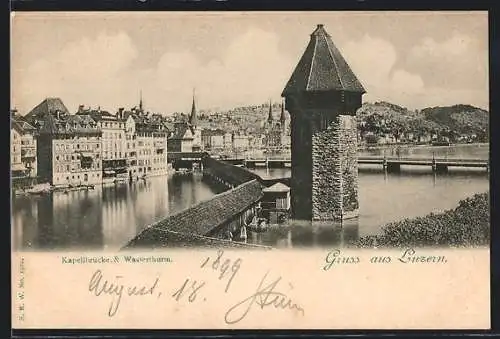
xmin=10 ymin=11 xmax=491 ymax=330
xmin=11 ymin=11 xmax=489 ymax=252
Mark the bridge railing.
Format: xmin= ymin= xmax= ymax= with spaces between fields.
xmin=227 ymin=155 xmax=487 ymax=163
xmin=167 ymin=151 xmax=209 ymax=162
xmin=359 ymin=156 xmax=487 ymax=163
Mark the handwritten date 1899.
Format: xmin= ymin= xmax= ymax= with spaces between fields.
xmin=200 ymin=249 xmax=242 ymax=293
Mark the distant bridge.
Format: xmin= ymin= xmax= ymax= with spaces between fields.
xmin=167 ymin=151 xmax=208 ymax=162
xmin=168 ymin=152 xmax=489 ymax=173
xmin=224 ymin=155 xmax=489 ymax=173
xmin=356 ymin=156 xmax=489 ymax=173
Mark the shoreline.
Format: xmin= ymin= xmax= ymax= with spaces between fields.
xmin=355 ymin=192 xmax=489 ymax=248
xmin=357 ymin=142 xmax=489 ymax=151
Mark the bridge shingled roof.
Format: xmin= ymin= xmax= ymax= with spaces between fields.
xmin=282 ymin=24 xmax=365 ymax=96
xmin=126 ymin=179 xmax=264 ymax=246
xmin=124 ymin=229 xmax=271 ymax=249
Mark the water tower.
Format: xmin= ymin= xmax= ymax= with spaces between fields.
xmin=282 ymin=24 xmax=366 ymax=221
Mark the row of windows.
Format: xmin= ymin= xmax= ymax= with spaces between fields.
xmin=49 ymin=138 xmax=164 ymax=153
xmin=55 ymin=172 xmax=100 ymax=182
xmin=130 ymin=166 xmax=166 ymax=174
xmin=55 ymin=143 xmax=100 ymax=151
xmin=102 ymin=132 xmax=124 ymax=139
xmin=102 ymin=145 xmax=126 ymax=152
xmin=103 ymin=152 xmax=125 ymax=159
xmin=102 ymin=122 xmax=125 ymax=129
xmin=54 ymin=162 xmax=100 ymax=173
xmin=137 ymin=149 xmax=155 ymax=156
xmin=137 ymin=158 xmax=166 ymax=166
xmin=55 ymin=154 xmax=100 ymax=161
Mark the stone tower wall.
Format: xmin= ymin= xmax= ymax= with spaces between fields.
xmin=311 ymin=114 xmax=358 ymax=221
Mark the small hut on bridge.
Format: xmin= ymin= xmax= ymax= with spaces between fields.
xmin=261 ymin=182 xmax=291 ymax=224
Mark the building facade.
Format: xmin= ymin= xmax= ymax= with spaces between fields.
xmin=23 ymin=97 xmax=170 ymax=186
xmin=201 ymin=129 xmax=225 ymax=151
xmin=223 ymin=132 xmax=233 ymax=150
xmin=36 ymin=112 xmax=103 ymax=187
xmin=120 ymin=107 xmax=169 ymax=179
xmin=232 ymin=132 xmax=250 ymax=151
xmin=11 ymin=122 xmax=23 ymax=176
xmin=168 ymin=122 xmax=194 ymax=153
xmin=78 ymin=106 xmax=128 ymax=182
xmin=282 ymin=24 xmax=365 ymax=221
xmin=18 ymin=120 xmax=38 ymax=178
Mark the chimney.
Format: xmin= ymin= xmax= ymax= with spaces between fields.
xmin=118 ymin=107 xmax=124 ymax=119
xmin=78 ymin=105 xmax=84 ymax=113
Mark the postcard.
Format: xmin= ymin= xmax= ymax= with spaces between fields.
xmin=11 ymin=11 xmax=490 ymax=329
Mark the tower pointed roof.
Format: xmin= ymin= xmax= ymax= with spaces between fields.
xmin=267 ymin=99 xmax=273 ymax=123
xmin=139 ymin=90 xmax=143 ymax=112
xmin=188 ymin=89 xmax=197 ymax=126
xmin=282 ymin=24 xmax=365 ymax=96
xmin=280 ymin=99 xmax=286 ymax=123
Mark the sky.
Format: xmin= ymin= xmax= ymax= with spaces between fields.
xmin=11 ymin=11 xmax=489 ymax=115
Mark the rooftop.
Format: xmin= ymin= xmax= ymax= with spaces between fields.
xmin=11 ymin=119 xmax=36 ymax=134
xmin=25 ymin=97 xmax=70 ymax=122
xmin=169 ymin=122 xmax=194 ymax=140
xmin=127 ymin=179 xmax=264 ymax=244
xmin=263 ymin=182 xmax=291 ymax=193
xmin=124 ymin=229 xmax=271 ymax=249
xmin=37 ymin=113 xmax=101 ymax=136
xmin=282 ymin=24 xmax=365 ymax=96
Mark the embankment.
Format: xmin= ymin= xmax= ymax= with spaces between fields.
xmin=356 ymin=192 xmax=489 ymax=248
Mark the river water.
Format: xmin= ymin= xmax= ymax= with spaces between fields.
xmin=11 ymin=144 xmax=489 ymax=251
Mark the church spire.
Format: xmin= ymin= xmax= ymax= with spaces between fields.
xmin=280 ymin=98 xmax=286 ymax=124
xmin=267 ymin=99 xmax=273 ymax=124
xmin=139 ymin=90 xmax=143 ymax=113
xmin=189 ymin=88 xmax=197 ymax=126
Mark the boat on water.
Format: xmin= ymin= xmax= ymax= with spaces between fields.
xmin=25 ymin=183 xmax=52 ymax=195
xmin=59 ymin=184 xmax=95 ymax=194
xmin=246 ymin=216 xmax=268 ymax=233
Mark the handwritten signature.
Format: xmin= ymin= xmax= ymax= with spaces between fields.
xmin=88 ymin=269 xmax=161 ymax=317
xmin=224 ymin=270 xmax=305 ymax=324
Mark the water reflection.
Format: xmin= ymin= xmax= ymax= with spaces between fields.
xmin=248 ymin=219 xmax=360 ymax=248
xmin=31 ymin=190 xmax=104 ymax=251
xmin=11 ymin=144 xmax=490 ymax=250
xmin=12 ymin=174 xmax=225 ymax=251
xmin=250 ymin=149 xmax=489 ymax=243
